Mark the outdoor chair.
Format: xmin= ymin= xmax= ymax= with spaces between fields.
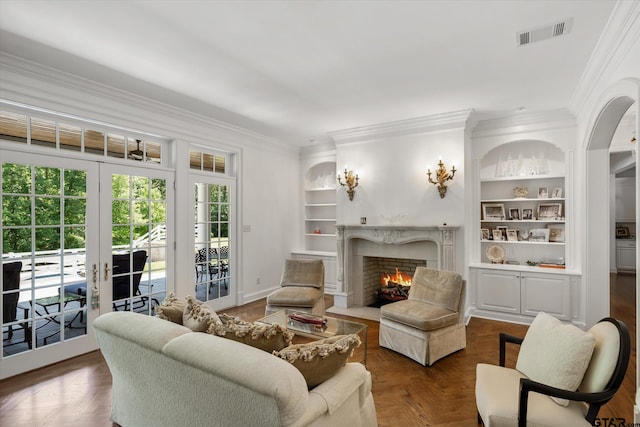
xmin=112 ymin=250 xmax=156 ymax=311
xmin=2 ymin=261 xmax=23 ymax=340
xmin=475 ymin=314 xmax=630 ymax=427
xmin=265 ymin=258 xmax=324 ymax=316
xmin=379 ymin=267 xmax=466 ymax=366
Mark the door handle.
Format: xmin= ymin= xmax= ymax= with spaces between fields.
xmin=104 ymin=262 xmax=111 ymax=281
xmin=91 ymin=263 xmax=100 ymax=309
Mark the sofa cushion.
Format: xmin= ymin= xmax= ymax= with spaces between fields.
xmin=266 ymin=286 xmax=323 ymax=308
xmin=209 ymin=315 xmax=294 ymax=353
xmin=182 ymin=295 xmax=221 ymax=332
xmin=516 ymin=312 xmax=596 ymax=406
xmin=274 ymin=334 xmax=361 ymax=388
xmin=156 ymin=292 xmax=186 ymax=325
xmin=408 ymin=268 xmax=463 ymax=312
xmin=380 ymin=299 xmax=458 ymax=331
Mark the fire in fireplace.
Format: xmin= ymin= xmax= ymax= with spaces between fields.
xmin=377 ymin=267 xmax=412 ymax=304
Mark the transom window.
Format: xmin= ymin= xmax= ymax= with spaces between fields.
xmin=0 ymin=109 xmax=166 ymax=165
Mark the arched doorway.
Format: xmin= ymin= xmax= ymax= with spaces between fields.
xmin=584 ymin=79 xmax=639 ymax=395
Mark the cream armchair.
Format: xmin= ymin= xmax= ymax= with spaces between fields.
xmin=265 ymin=259 xmax=325 ymax=316
xmin=379 ymin=267 xmax=466 ymax=366
xmin=475 ymin=315 xmax=630 ymax=427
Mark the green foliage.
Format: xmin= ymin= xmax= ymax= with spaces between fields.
xmin=2 ymin=164 xmax=168 ymax=253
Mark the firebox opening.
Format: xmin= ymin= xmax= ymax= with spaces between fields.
xmin=363 ymin=256 xmax=426 ymax=307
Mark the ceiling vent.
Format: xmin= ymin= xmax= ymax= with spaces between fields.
xmin=517 ymin=18 xmax=573 ymax=47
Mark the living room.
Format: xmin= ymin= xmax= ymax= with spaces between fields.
xmin=1 ymin=1 xmax=639 ymax=426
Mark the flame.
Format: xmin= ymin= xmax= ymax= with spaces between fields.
xmin=381 ymin=267 xmax=412 ymax=287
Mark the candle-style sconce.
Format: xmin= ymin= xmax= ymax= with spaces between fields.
xmin=337 ymin=168 xmax=359 ymax=201
xmin=427 ymin=160 xmax=456 ymax=198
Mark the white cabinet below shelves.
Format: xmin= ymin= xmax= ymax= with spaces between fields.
xmin=616 ymin=239 xmax=636 ymax=272
xmin=473 ymin=267 xmax=574 ymax=321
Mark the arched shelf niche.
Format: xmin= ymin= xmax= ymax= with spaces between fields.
xmin=480 ymin=140 xmax=565 ymax=181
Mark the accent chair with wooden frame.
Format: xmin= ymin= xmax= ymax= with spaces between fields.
xmin=475 ymin=315 xmax=630 ymax=427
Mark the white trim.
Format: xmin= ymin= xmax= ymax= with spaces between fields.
xmin=329 ymin=110 xmax=474 ymax=144
xmin=569 ymin=1 xmax=640 ymax=118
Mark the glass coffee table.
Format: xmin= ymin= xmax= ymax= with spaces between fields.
xmin=258 ymin=309 xmax=368 ymax=365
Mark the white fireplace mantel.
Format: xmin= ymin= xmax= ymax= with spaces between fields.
xmin=334 ymin=225 xmax=459 ymax=308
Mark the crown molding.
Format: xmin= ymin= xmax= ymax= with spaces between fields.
xmin=328 ymin=109 xmax=474 ymax=145
xmin=471 ymin=108 xmax=576 ymax=139
xmin=0 ymin=52 xmax=299 ymax=154
xmin=568 ymin=0 xmax=640 ymax=118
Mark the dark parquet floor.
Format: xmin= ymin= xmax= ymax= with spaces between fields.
xmin=0 ymin=273 xmax=635 ymax=426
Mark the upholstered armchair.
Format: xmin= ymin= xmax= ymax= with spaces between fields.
xmin=475 ymin=313 xmax=630 ymax=427
xmin=265 ymin=259 xmax=325 ymax=316
xmin=379 ymin=267 xmax=466 ymax=366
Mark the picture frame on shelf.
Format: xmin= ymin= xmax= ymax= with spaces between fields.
xmin=496 ymin=226 xmax=508 ymax=240
xmin=547 ymin=224 xmax=565 ymax=242
xmin=538 ymin=187 xmax=549 ymax=198
xmin=529 ymin=228 xmax=550 ymax=242
xmin=509 ymin=208 xmax=521 ymax=220
xmin=616 ymin=226 xmax=630 ymax=238
xmin=537 ymin=203 xmax=562 ymax=219
xmin=506 ymin=229 xmax=519 ymax=242
xmin=551 ymin=187 xmax=563 ymax=198
xmin=483 ymin=203 xmax=505 ymax=220
xmin=481 ymin=228 xmax=490 ymax=240
xmin=522 ymin=208 xmax=533 ymax=220
xmin=492 ymin=230 xmax=504 ymax=241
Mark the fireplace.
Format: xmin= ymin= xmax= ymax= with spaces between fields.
xmin=334 ymin=225 xmax=458 ymax=308
xmin=363 ymin=256 xmax=427 ymax=306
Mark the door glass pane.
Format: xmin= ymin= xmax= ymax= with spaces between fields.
xmin=194 ymin=182 xmax=231 ymax=302
xmin=2 ymin=163 xmax=88 ymax=357
xmin=111 ymin=173 xmax=167 ymax=315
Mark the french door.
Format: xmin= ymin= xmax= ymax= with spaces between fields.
xmin=99 ymin=164 xmax=173 ymax=315
xmin=1 ymin=151 xmax=99 ymax=378
xmin=1 ymin=153 xmax=174 ymax=379
xmin=191 ymin=174 xmax=235 ymax=310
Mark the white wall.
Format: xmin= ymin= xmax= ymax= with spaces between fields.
xmin=241 ymin=147 xmax=300 ymax=301
xmin=335 ymin=130 xmax=465 ymax=228
xmin=332 ymin=114 xmax=468 ymax=275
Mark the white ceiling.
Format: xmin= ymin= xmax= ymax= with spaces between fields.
xmin=0 ymin=0 xmax=618 ymax=146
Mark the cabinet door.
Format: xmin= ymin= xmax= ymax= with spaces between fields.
xmin=521 ymin=273 xmax=571 ymax=320
xmin=616 ymin=246 xmax=636 ymax=271
xmin=477 ymin=270 xmax=520 ymax=314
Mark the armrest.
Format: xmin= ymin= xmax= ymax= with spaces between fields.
xmin=499 ymin=333 xmax=523 ymax=367
xmin=517 ymin=378 xmax=612 ymax=427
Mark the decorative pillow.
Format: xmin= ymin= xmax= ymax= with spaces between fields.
xmin=273 ymin=334 xmax=361 ymax=388
xmin=155 ymin=292 xmax=186 ymax=325
xmin=209 ymin=315 xmax=294 ymax=353
xmin=182 ymin=295 xmax=221 ymax=332
xmin=516 ymin=312 xmax=596 ymax=406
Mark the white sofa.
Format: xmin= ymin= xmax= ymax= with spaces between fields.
xmin=94 ymin=311 xmax=378 ymax=427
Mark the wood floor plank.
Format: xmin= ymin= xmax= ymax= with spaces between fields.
xmin=0 ymin=273 xmax=635 ymax=426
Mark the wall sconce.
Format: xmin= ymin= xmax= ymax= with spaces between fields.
xmin=337 ymin=168 xmax=359 ymax=201
xmin=427 ymin=160 xmax=456 ymax=198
